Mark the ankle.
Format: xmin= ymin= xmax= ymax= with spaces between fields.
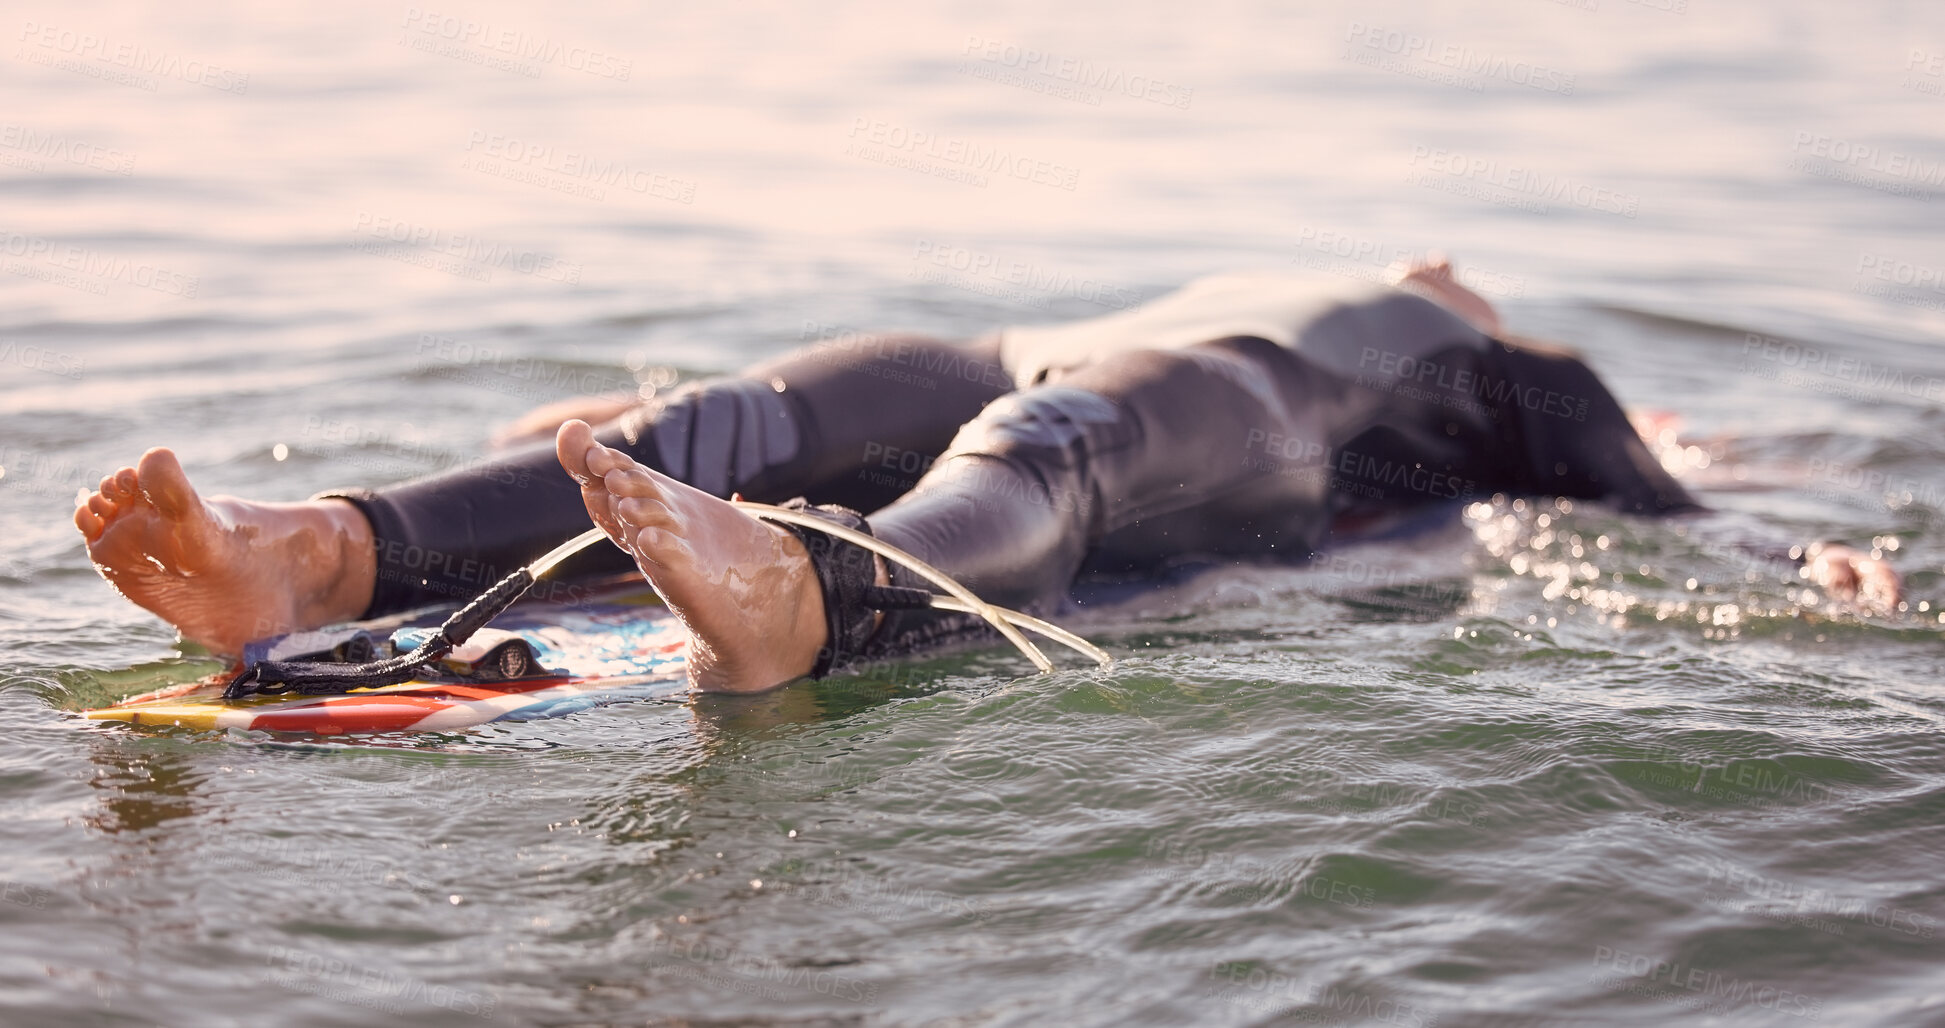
xmin=308 ymin=499 xmax=377 ymax=626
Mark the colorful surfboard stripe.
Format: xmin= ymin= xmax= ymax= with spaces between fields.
xmin=84 ymin=601 xmax=689 ymax=735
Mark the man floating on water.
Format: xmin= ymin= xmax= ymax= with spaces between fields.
xmin=74 ymin=258 xmax=1902 ymax=692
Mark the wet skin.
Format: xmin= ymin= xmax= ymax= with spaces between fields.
xmin=555 ymin=419 xmax=829 ymax=693
xmin=73 ymin=448 xmax=374 ymax=656
xmin=73 ymin=260 xmax=1905 ymax=665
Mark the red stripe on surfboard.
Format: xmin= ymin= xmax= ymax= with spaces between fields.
xmin=249 ymin=695 xmax=462 ymax=735
xmin=243 ymin=677 xmax=570 ymax=734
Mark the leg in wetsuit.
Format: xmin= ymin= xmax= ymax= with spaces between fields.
xmin=331 ymin=281 xmax=1692 ymax=668
xmin=328 ymin=333 xmax=1013 ymax=616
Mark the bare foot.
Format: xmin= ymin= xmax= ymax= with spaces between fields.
xmin=555 ymin=420 xmax=827 ymax=693
xmin=74 ymin=449 xmax=375 ymax=655
xmin=1803 ymin=542 xmax=1903 ymax=615
xmin=1388 ymin=251 xmax=1505 ymax=336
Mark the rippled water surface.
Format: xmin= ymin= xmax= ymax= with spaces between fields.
xmin=3 ymin=1 xmax=1943 ymax=1025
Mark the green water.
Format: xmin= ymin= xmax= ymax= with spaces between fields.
xmin=3 ymin=0 xmax=1943 ymax=1024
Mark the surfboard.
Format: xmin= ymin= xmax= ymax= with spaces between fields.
xmin=81 ymin=592 xmax=690 ymax=735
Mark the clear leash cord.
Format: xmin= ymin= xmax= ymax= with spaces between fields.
xmin=505 ymin=505 xmax=1109 ymax=670
xmin=732 ymin=501 xmax=1111 ymax=671
xmin=226 ymin=505 xmax=1108 ymax=697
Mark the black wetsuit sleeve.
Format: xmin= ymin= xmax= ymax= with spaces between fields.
xmin=1486 ymin=340 xmax=1701 ymax=515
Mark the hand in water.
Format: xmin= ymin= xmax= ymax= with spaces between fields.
xmin=1803 ymin=541 xmax=1902 ymax=614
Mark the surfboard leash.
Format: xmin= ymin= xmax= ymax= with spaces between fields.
xmin=223 ymin=504 xmax=1108 ymax=700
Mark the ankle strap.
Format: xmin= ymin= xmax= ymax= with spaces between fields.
xmin=773 ymin=499 xmax=931 ymax=678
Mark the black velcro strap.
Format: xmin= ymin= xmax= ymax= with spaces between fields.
xmin=862 ymin=585 xmax=934 ymax=610
xmin=773 ymin=500 xmax=921 ymax=677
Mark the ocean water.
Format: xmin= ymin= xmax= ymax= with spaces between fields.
xmin=3 ymin=0 xmax=1944 ymax=1024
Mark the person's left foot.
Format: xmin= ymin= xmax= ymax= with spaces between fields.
xmin=555 ymin=420 xmax=828 ymax=693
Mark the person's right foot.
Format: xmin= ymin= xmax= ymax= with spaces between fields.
xmin=556 ymin=420 xmax=828 ymax=693
xmin=74 ymin=449 xmax=374 ymax=655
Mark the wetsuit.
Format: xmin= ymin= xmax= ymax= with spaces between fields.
xmin=326 ymin=272 xmax=1693 ymax=664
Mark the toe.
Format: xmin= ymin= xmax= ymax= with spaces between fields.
xmin=631 ymin=525 xmax=691 ymax=569
xmin=135 ymin=448 xmax=197 ymax=519
xmin=578 ymin=482 xmax=626 ymax=538
xmin=556 ymin=420 xmax=599 ymax=484
xmin=75 ymin=502 xmax=105 ymax=542
xmin=615 ymin=494 xmax=674 ymax=529
xmin=601 ymin=461 xmax=662 ymax=499
xmin=87 ymin=493 xmax=118 ymax=520
xmin=584 ymin=441 xmax=633 ymax=481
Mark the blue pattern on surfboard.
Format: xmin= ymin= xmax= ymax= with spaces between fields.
xmin=391 ymin=604 xmax=688 ymax=681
